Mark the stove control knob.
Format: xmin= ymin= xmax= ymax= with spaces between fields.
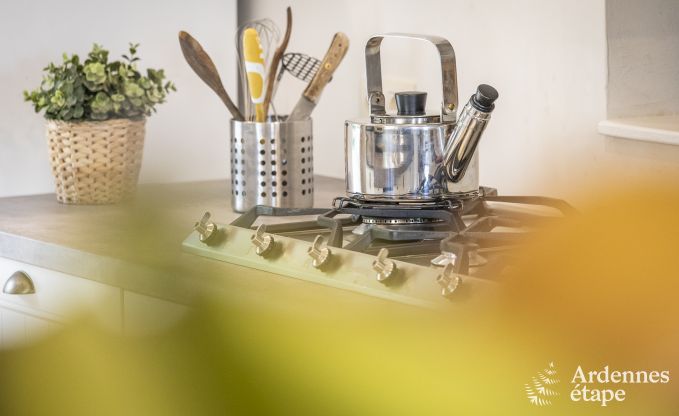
xmin=307 ymin=235 xmax=332 ymax=269
xmin=251 ymin=224 xmax=275 ymax=257
xmin=194 ymin=212 xmax=221 ymax=245
xmin=437 ymin=263 xmax=462 ymax=298
xmin=373 ymin=248 xmax=396 ymax=283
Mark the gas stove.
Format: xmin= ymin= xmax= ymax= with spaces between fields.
xmin=182 ymin=187 xmax=575 ymax=307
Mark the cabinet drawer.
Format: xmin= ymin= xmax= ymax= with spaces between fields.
xmin=0 ymin=305 xmax=63 ymax=349
xmin=0 ymin=256 xmax=122 ymax=330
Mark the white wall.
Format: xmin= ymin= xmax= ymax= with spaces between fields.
xmin=240 ymin=0 xmax=679 ymax=201
xmin=4 ymin=0 xmax=678 ymax=201
xmin=607 ymin=0 xmax=679 ymax=118
xmin=0 ymin=0 xmax=237 ymax=197
xmin=601 ymin=0 xmax=679 ymax=192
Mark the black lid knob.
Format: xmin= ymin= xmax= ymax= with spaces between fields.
xmin=470 ymin=84 xmax=499 ymax=112
xmin=395 ymin=91 xmax=427 ymax=116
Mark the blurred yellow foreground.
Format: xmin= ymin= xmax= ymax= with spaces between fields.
xmin=0 ymin=180 xmax=677 ymax=415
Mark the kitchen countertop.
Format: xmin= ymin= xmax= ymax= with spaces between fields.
xmin=0 ymin=176 xmax=399 ymax=309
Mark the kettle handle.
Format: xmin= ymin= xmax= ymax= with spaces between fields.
xmin=365 ymin=33 xmax=458 ymax=122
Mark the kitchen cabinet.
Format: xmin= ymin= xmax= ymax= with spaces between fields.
xmin=0 ymin=256 xmax=192 ymax=347
xmin=0 ymin=306 xmax=62 ymax=349
xmin=0 ymin=256 xmax=121 ymax=348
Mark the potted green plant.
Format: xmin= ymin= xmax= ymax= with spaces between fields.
xmin=24 ymin=43 xmax=175 ymax=204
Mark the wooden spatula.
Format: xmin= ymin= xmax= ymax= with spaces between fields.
xmin=178 ymin=31 xmax=244 ymax=121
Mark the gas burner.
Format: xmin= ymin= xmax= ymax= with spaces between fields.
xmin=334 ymin=196 xmax=462 ymax=211
xmin=331 ymin=196 xmax=466 ymax=229
xmin=362 ymin=216 xmax=444 ymax=225
xmin=185 ymin=189 xmax=577 ymax=306
xmin=225 ymin=191 xmax=576 ymax=276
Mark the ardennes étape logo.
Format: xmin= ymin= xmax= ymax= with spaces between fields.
xmin=525 ymin=362 xmax=671 ymax=407
xmin=525 ymin=361 xmax=560 ymax=406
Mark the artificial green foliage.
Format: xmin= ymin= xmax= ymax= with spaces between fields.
xmin=24 ymin=43 xmax=176 ymax=121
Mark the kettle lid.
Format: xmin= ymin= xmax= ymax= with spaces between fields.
xmin=370 ymin=91 xmax=443 ymax=125
xmin=395 ymin=91 xmax=427 ymax=115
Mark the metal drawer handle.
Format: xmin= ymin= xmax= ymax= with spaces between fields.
xmin=3 ymin=271 xmax=36 ymax=295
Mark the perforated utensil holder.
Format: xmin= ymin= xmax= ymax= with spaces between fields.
xmin=230 ymin=118 xmax=314 ymax=212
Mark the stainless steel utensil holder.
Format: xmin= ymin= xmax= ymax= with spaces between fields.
xmin=230 ymin=118 xmax=314 ymax=212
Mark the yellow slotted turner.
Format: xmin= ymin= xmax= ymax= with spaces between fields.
xmin=243 ymin=28 xmax=266 ymax=122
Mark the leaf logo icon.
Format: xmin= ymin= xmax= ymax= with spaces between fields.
xmin=525 ymin=362 xmax=560 ymax=406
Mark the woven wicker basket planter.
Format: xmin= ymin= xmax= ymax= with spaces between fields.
xmin=46 ymin=118 xmax=145 ymax=204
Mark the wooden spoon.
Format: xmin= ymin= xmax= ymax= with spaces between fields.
xmin=178 ymin=31 xmax=244 ymax=120
xmin=262 ymin=6 xmax=292 ymax=117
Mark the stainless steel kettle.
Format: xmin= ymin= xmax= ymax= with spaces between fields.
xmin=344 ymin=33 xmax=498 ymax=202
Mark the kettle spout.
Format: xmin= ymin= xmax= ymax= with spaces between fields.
xmin=443 ymin=84 xmax=498 ymax=182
